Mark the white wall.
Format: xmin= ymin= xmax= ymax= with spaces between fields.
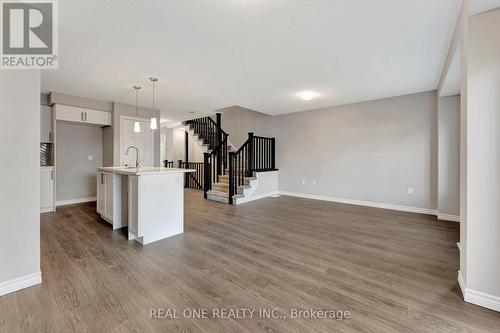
xmin=166 ymin=127 xmax=204 ymax=164
xmin=438 ymin=96 xmax=461 ymax=217
xmin=465 ymin=8 xmax=500 ymax=308
xmin=0 ymin=71 xmax=41 ymax=294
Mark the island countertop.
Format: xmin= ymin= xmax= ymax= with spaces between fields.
xmin=97 ymin=166 xmax=196 ymax=176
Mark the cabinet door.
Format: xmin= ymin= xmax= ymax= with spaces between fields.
xmin=85 ymin=109 xmax=112 ymax=126
xmin=55 ymin=104 xmax=85 ymax=123
xmin=104 ymin=173 xmax=114 ymax=220
xmin=97 ymin=172 xmax=105 ymax=215
xmin=40 ymin=105 xmax=53 ymax=142
xmin=40 ymin=169 xmax=54 ymax=211
xmin=128 ymin=176 xmax=139 ymax=237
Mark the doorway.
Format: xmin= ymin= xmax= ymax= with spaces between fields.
xmin=120 ymin=117 xmax=154 ymax=167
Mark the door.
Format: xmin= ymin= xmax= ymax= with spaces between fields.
xmin=85 ymin=109 xmax=111 ymax=126
xmin=121 ymin=118 xmax=154 ymax=167
xmin=55 ymin=104 xmax=85 ymax=123
xmin=40 ymin=168 xmax=54 ymax=211
xmin=41 ymin=105 xmax=53 ymax=142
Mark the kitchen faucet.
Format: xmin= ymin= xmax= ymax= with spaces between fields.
xmin=125 ymin=146 xmax=140 ymax=168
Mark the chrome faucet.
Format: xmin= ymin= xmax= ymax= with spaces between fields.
xmin=125 ymin=146 xmax=140 ymax=168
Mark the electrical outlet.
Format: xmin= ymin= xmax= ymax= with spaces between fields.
xmin=88 ymin=155 xmax=93 ymax=161
xmin=408 ymin=187 xmax=414 ymax=194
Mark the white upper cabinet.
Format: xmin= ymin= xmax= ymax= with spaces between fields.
xmin=55 ymin=104 xmax=111 ymax=127
xmin=85 ymin=108 xmax=112 ymax=126
xmin=40 ymin=105 xmax=53 ymax=142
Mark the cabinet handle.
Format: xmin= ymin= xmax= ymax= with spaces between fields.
xmin=50 ymin=170 xmax=54 ymax=180
xmin=49 ymin=131 xmax=52 ymax=142
xmin=85 ymin=112 xmax=88 ymax=122
xmin=81 ymin=111 xmax=84 ymax=121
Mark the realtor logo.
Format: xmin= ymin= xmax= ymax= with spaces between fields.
xmin=1 ymin=0 xmax=58 ymax=69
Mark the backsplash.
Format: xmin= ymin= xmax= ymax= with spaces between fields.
xmin=40 ymin=143 xmax=53 ymax=166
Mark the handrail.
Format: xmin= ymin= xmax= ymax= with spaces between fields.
xmin=228 ymin=132 xmax=276 ymax=204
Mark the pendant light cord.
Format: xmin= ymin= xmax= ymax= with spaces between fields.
xmin=136 ymin=88 xmax=139 ymax=117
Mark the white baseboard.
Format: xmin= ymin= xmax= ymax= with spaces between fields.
xmin=0 ymin=272 xmax=42 ymax=297
xmin=234 ymin=191 xmax=280 ymax=205
xmin=437 ymin=213 xmax=460 ymax=222
xmin=278 ymin=191 xmax=437 ymax=215
xmin=458 ymin=272 xmax=500 ymax=312
xmin=458 ymin=271 xmax=466 ymax=296
xmin=56 ymin=196 xmax=96 ymax=207
xmin=40 ymin=207 xmax=54 ymax=213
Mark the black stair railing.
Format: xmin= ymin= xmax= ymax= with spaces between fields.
xmin=163 ymin=160 xmax=174 ymax=168
xmin=178 ymin=160 xmax=204 ymax=189
xmin=185 ymin=113 xmax=227 ymax=151
xmin=203 ymin=135 xmax=228 ymax=198
xmin=228 ymin=132 xmax=276 ymax=204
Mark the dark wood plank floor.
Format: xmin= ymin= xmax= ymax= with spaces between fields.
xmin=1 ymin=189 xmax=499 ymax=332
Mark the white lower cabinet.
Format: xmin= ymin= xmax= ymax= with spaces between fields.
xmin=96 ymin=171 xmax=123 ymax=228
xmin=127 ymin=176 xmax=140 ymax=239
xmin=40 ymin=167 xmax=54 ymax=213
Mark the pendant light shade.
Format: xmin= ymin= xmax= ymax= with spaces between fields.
xmin=133 ymin=85 xmax=141 ymax=133
xmin=134 ymin=121 xmax=141 ymax=133
xmin=149 ymin=77 xmax=159 ymax=130
xmin=150 ymin=117 xmax=158 ymax=130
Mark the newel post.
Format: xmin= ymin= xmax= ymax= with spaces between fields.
xmin=271 ymin=137 xmax=276 ymax=170
xmin=247 ymin=132 xmax=254 ymax=177
xmin=228 ymin=151 xmax=235 ymax=204
xmin=184 ymin=130 xmax=189 ymax=165
xmin=203 ymin=152 xmax=210 ymax=199
xmin=216 ymin=113 xmax=222 ymax=176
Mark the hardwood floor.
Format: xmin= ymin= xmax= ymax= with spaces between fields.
xmin=1 ymin=189 xmax=499 ymax=332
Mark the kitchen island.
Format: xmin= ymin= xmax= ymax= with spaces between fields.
xmin=96 ymin=167 xmax=195 ymax=245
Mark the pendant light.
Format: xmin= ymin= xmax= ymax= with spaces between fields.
xmin=133 ymin=85 xmax=141 ymax=133
xmin=149 ymin=77 xmax=158 ymax=130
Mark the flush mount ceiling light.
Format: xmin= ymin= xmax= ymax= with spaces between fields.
xmin=149 ymin=77 xmax=158 ymax=130
xmin=133 ymin=85 xmax=141 ymax=133
xmin=298 ymin=91 xmax=320 ymax=101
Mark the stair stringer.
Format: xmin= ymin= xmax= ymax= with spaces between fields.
xmin=232 ymin=170 xmax=279 ymax=205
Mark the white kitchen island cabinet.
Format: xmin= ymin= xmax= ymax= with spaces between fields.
xmin=96 ymin=167 xmax=194 ymax=245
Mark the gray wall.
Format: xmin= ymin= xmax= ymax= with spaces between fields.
xmin=217 ymin=106 xmax=272 ymax=147
xmin=56 ymin=123 xmax=103 ymax=201
xmin=0 ymin=71 xmax=41 ymax=286
xmin=438 ymin=96 xmax=460 ymax=216
xmin=111 ymin=102 xmax=161 ymax=167
xmin=220 ymin=91 xmax=439 ymax=210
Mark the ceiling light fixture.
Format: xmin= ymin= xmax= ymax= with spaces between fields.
xmin=298 ymin=91 xmax=320 ymax=101
xmin=133 ymin=85 xmax=141 ymax=133
xmin=149 ymin=77 xmax=158 ymax=130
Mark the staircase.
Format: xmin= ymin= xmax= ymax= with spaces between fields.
xmin=183 ymin=113 xmax=276 ymax=204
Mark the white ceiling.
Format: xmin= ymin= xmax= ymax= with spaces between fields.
xmin=438 ymin=1 xmax=500 ymax=98
xmin=42 ymin=0 xmax=462 ymax=119
xmin=471 ymin=0 xmax=500 ymax=15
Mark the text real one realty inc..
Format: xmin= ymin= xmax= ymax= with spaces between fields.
xmin=150 ymin=308 xmax=352 ymax=320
